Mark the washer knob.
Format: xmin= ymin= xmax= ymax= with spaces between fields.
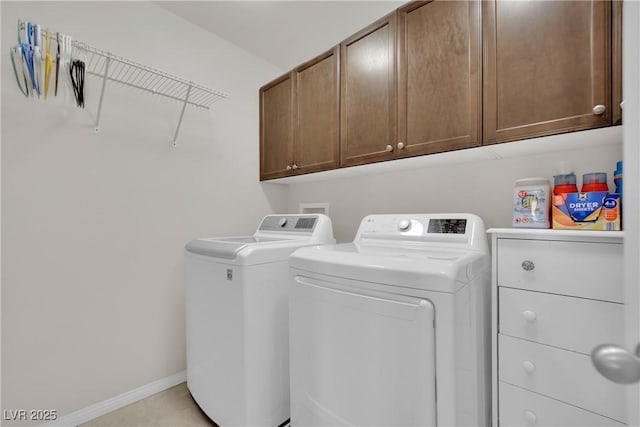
xmin=398 ymin=219 xmax=411 ymax=231
xmin=278 ymin=218 xmax=288 ymax=227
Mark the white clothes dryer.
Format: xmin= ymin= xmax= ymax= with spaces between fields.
xmin=185 ymin=214 xmax=334 ymax=427
xmin=289 ymin=213 xmax=490 ymax=426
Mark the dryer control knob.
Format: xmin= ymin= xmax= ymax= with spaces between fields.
xmin=278 ymin=218 xmax=288 ymax=227
xmin=398 ymin=219 xmax=411 ymax=232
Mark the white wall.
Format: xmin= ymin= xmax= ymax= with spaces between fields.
xmin=285 ymin=130 xmax=622 ymax=242
xmin=1 ymin=1 xmax=286 ymax=423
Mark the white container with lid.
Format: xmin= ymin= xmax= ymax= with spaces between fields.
xmin=512 ymin=177 xmax=551 ymax=228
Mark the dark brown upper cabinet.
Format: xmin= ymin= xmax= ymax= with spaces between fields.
xmin=259 ymin=48 xmax=340 ymax=181
xmin=340 ymin=13 xmax=397 ymax=167
xmin=612 ymin=0 xmax=622 ymax=125
xmin=483 ymin=0 xmax=612 ymax=145
xmin=341 ymin=0 xmax=481 ymax=167
xmin=397 ymin=0 xmax=482 ymax=158
xmin=259 ymin=0 xmax=622 ymax=181
xmin=294 ymin=47 xmax=340 ymax=175
xmin=260 ymin=73 xmax=293 ymax=180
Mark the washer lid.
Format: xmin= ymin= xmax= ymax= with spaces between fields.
xmin=184 ymin=214 xmax=335 ymax=264
xmin=289 ymin=242 xmax=488 ymax=293
xmin=185 ymin=236 xmax=291 ymax=259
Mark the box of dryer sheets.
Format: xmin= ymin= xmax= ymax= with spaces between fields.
xmin=552 ymin=191 xmax=621 ymax=230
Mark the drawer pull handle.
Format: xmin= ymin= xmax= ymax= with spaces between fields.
xmin=521 ymin=260 xmax=535 ymax=271
xmin=523 ymin=410 xmax=538 ymax=425
xmin=522 ymin=310 xmax=537 ymax=322
xmin=522 ymin=360 xmax=536 ymax=373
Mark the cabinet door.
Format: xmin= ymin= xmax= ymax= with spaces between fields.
xmin=294 ymin=47 xmax=340 ymax=175
xmin=397 ymin=1 xmax=481 ymax=157
xmin=612 ymin=0 xmax=622 ymax=125
xmin=260 ymin=73 xmax=294 ymax=180
xmin=340 ymin=13 xmax=397 ymax=167
xmin=483 ymin=0 xmax=611 ymax=145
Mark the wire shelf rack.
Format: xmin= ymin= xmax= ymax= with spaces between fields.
xmin=18 ymin=21 xmax=230 ymax=146
xmin=81 ymin=44 xmax=230 ymax=146
xmin=84 ymin=45 xmax=229 ymax=110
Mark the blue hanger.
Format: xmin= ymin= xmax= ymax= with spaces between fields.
xmin=22 ymin=22 xmax=40 ymax=96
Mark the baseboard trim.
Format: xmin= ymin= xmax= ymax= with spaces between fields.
xmin=41 ymin=370 xmax=187 ymax=427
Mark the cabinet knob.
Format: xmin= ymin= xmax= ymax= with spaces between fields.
xmin=292 ymin=164 xmax=299 ymax=170
xmin=385 ymin=144 xmax=393 ymax=152
xmin=593 ymin=104 xmax=606 ymax=115
xmin=523 ymin=410 xmax=538 ymax=425
xmin=521 ymin=260 xmax=535 ymax=271
xmin=286 ymin=165 xmax=292 ymax=171
xmin=397 ymin=142 xmax=405 ymax=150
xmin=522 ymin=360 xmax=536 ymax=374
xmin=522 ymin=310 xmax=537 ymax=322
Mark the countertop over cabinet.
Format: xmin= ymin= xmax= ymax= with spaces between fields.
xmin=488 ymin=228 xmax=625 ymax=427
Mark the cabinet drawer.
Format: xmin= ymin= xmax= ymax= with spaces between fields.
xmin=498 ymin=334 xmax=626 ymax=422
xmin=499 ymin=382 xmax=625 ymax=427
xmin=496 ymin=239 xmax=623 ymax=302
xmin=499 ymin=287 xmax=624 ymax=354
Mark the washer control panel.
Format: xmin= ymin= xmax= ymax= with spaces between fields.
xmin=355 ymin=214 xmax=487 ymax=251
xmin=259 ymin=215 xmax=318 ymax=232
xmin=427 ymin=218 xmax=467 ymax=234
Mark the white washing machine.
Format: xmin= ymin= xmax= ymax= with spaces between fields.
xmin=289 ymin=213 xmax=490 ymax=426
xmin=185 ymin=214 xmax=335 ymax=427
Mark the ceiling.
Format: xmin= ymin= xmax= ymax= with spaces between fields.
xmin=155 ymin=1 xmax=404 ymax=71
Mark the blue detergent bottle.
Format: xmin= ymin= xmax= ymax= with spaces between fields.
xmin=614 ymin=161 xmax=623 ymax=198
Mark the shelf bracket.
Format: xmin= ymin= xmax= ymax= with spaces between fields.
xmin=172 ymin=84 xmax=192 ymax=147
xmin=94 ymin=56 xmax=111 ymax=133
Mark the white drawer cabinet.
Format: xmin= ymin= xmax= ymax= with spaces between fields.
xmin=496 ymin=238 xmax=623 ymax=302
xmin=489 ymin=229 xmax=625 ymax=427
xmin=499 ymin=334 xmax=625 ymax=421
xmin=499 ymin=287 xmax=623 ymax=354
xmin=499 ymin=382 xmax=625 ymax=427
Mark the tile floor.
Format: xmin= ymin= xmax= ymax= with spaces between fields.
xmin=79 ymin=383 xmax=217 ymax=427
